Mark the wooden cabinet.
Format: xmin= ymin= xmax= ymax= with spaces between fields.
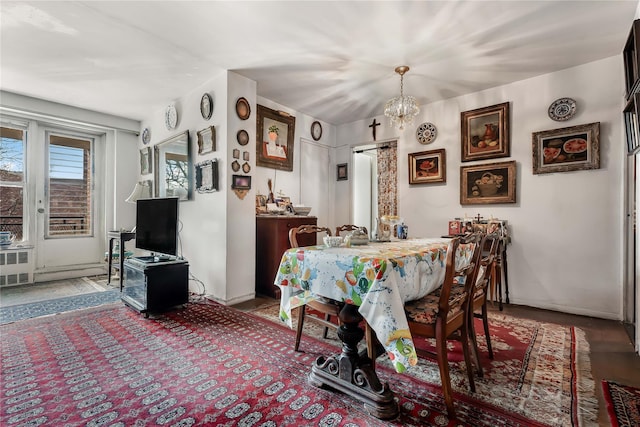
xmin=256 ymin=215 xmax=317 ymax=298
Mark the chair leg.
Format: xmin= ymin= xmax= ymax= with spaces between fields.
xmin=481 ymin=303 xmax=493 ymax=359
xmin=435 ymin=324 xmax=456 ymax=419
xmin=294 ymin=305 xmax=306 ymax=352
xmin=461 ymin=320 xmax=477 ymax=391
xmin=468 ymin=311 xmax=483 ymax=378
xmin=322 ymin=313 xmax=330 ymax=339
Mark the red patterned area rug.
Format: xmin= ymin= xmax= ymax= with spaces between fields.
xmin=0 ymin=301 xmax=592 ymax=427
xmin=602 ymin=380 xmax=640 ymax=426
xmin=251 ymin=303 xmax=597 ymax=427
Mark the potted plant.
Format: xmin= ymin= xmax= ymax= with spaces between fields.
xmin=268 ymin=125 xmax=279 ymax=143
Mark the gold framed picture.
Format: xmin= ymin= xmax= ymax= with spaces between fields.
xmin=408 ymin=149 xmax=446 ymax=184
xmin=460 ymin=160 xmax=516 ymax=205
xmin=532 ymin=122 xmax=600 ymax=174
xmin=461 ymin=102 xmax=510 ymax=162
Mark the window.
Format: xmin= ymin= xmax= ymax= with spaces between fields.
xmin=0 ymin=125 xmax=26 ymax=241
xmin=47 ymin=132 xmax=94 ymax=237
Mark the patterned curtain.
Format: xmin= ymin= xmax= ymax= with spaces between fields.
xmin=377 ymin=141 xmax=398 ymax=217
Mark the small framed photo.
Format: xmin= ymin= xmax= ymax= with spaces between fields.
xmin=461 ymin=102 xmax=510 ymax=162
xmin=140 ymin=147 xmax=151 ymax=175
xmin=256 ymin=194 xmax=267 ymax=214
xmin=460 ymin=160 xmax=517 ymax=205
xmin=532 ymin=122 xmax=600 ymax=174
xmin=231 ymin=174 xmax=251 ymax=190
xmin=448 ymin=220 xmax=461 ymax=236
xmin=233 ymin=148 xmax=240 ymax=159
xmin=195 ymin=159 xmax=218 ymax=193
xmin=408 ymin=149 xmax=446 ymax=184
xmin=197 ymin=125 xmax=216 ymax=155
xmin=243 ymin=151 xmax=250 ymax=161
xmin=337 ymin=163 xmax=348 ymax=181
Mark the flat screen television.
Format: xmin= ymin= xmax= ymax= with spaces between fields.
xmin=135 ymin=197 xmax=178 ymax=257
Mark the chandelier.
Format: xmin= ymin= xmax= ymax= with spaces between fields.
xmin=384 ymin=66 xmax=420 ymax=130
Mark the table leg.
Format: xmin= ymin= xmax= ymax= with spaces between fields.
xmin=308 ymin=303 xmax=398 ymax=420
xmin=502 ymin=249 xmax=509 ymax=304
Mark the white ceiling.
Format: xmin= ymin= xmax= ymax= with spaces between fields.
xmin=1 ymin=1 xmax=637 ymax=125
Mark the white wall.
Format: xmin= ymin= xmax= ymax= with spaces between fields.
xmin=336 ymin=56 xmax=625 ymax=320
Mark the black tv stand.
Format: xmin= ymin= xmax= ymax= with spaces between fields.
xmin=122 ymin=257 xmax=189 ymax=317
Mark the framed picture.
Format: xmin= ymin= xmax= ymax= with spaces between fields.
xmin=231 ymin=174 xmax=251 ymax=190
xmin=256 ymin=194 xmax=267 ymax=214
xmin=624 ymin=94 xmax=640 ymax=155
xmin=408 ymin=149 xmax=446 ymax=184
xmin=461 ymin=102 xmax=510 ymax=162
xmin=197 ymin=125 xmax=216 ymax=155
xmin=233 ymin=149 xmax=240 ymax=159
xmin=256 ymin=104 xmax=296 ymax=171
xmin=337 ymin=163 xmax=348 ymax=181
xmin=460 ymin=160 xmax=516 ymax=205
xmin=532 ymin=122 xmax=600 ymax=174
xmin=195 ymin=159 xmax=218 ymax=193
xmin=243 ymin=151 xmax=250 ymax=161
xmin=140 ymin=147 xmax=151 ymax=175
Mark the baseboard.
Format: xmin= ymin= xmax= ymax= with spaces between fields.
xmin=204 ymin=292 xmax=256 ymax=306
xmin=508 ymin=297 xmax=621 ymax=321
xmin=34 ymin=263 xmax=106 ymax=283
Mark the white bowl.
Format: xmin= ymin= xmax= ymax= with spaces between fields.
xmin=323 ymin=236 xmax=343 ymax=248
xmin=293 ymin=206 xmax=312 ymax=216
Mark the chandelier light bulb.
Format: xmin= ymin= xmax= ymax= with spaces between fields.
xmin=384 ymin=66 xmax=420 ymax=130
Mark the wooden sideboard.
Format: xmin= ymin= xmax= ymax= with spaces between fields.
xmin=256 ymin=215 xmax=318 ymax=298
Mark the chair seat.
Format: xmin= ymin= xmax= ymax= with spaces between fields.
xmin=404 ymin=285 xmax=466 ymax=325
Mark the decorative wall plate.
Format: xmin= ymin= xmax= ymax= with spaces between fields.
xmin=548 ymin=98 xmax=576 ymax=121
xmin=237 ymin=129 xmax=249 ymax=146
xmin=242 ymin=162 xmax=251 ymax=173
xmin=231 ymin=160 xmax=240 ymax=172
xmin=165 ymin=104 xmax=178 ymax=130
xmin=236 ymin=97 xmax=250 ymax=120
xmin=311 ymin=121 xmax=322 ymax=141
xmin=416 ymin=122 xmax=437 ymax=144
xmin=141 ymin=127 xmax=151 ymax=145
xmin=200 ymin=93 xmax=213 ymax=120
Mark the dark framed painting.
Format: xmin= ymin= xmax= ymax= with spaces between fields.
xmin=532 ymin=122 xmax=600 ymax=174
xmin=337 ymin=163 xmax=348 ymax=181
xmin=231 ymin=174 xmax=251 ymax=190
xmin=460 ymin=160 xmax=516 ymax=205
xmin=408 ymin=149 xmax=446 ymax=184
xmin=256 ymin=104 xmax=296 ymax=171
xmin=461 ymin=102 xmax=510 ymax=162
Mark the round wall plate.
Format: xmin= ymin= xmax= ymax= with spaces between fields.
xmin=236 ymin=97 xmax=250 ymax=120
xmin=548 ymin=98 xmax=576 ymax=121
xmin=200 ymin=93 xmax=213 ymax=120
xmin=141 ymin=127 xmax=151 ymax=145
xmin=165 ymin=104 xmax=178 ymax=130
xmin=311 ymin=121 xmax=322 ymax=141
xmin=237 ymin=129 xmax=249 ymax=146
xmin=416 ymin=122 xmax=437 ymax=144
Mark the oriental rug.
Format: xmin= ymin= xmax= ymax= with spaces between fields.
xmin=0 ymin=300 xmax=561 ymax=427
xmin=251 ymin=303 xmax=597 ymax=427
xmin=602 ymin=380 xmax=640 ymax=427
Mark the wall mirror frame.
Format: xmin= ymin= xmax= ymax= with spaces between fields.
xmin=154 ymin=130 xmax=192 ymax=200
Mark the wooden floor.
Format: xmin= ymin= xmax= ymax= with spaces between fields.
xmin=3 ymin=280 xmax=639 ymax=426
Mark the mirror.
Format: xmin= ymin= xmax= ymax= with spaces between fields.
xmin=154 ymin=130 xmax=191 ymax=200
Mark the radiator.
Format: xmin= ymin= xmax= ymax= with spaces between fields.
xmin=0 ymin=246 xmax=34 ymax=287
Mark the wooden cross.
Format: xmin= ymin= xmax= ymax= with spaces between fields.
xmin=369 ymin=119 xmax=381 ymax=141
xmin=475 ymin=213 xmax=483 ymax=222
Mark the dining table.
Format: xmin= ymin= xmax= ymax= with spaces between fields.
xmin=274 ymin=237 xmax=475 ymax=419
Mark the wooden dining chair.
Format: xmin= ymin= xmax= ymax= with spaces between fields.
xmin=466 ymin=232 xmax=501 ymax=372
xmin=335 ymin=224 xmax=368 ymax=237
xmin=403 ymin=233 xmax=483 ymax=419
xmin=288 ymin=225 xmax=343 ymax=352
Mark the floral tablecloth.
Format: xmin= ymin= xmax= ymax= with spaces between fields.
xmin=275 ymin=238 xmax=474 ymax=372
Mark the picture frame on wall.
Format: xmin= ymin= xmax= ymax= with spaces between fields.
xmin=195 ymin=159 xmax=218 ymax=193
xmin=140 ymin=147 xmax=151 ymax=175
xmin=461 ymin=102 xmax=510 ymax=162
xmin=460 ymin=160 xmax=516 ymax=205
xmin=408 ymin=149 xmax=446 ymax=184
xmin=256 ymin=104 xmax=296 ymax=171
xmin=532 ymin=122 xmax=600 ymax=174
xmin=231 ymin=174 xmax=251 ymax=190
xmin=197 ymin=125 xmax=216 ymax=155
xmin=337 ymin=163 xmax=348 ymax=181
